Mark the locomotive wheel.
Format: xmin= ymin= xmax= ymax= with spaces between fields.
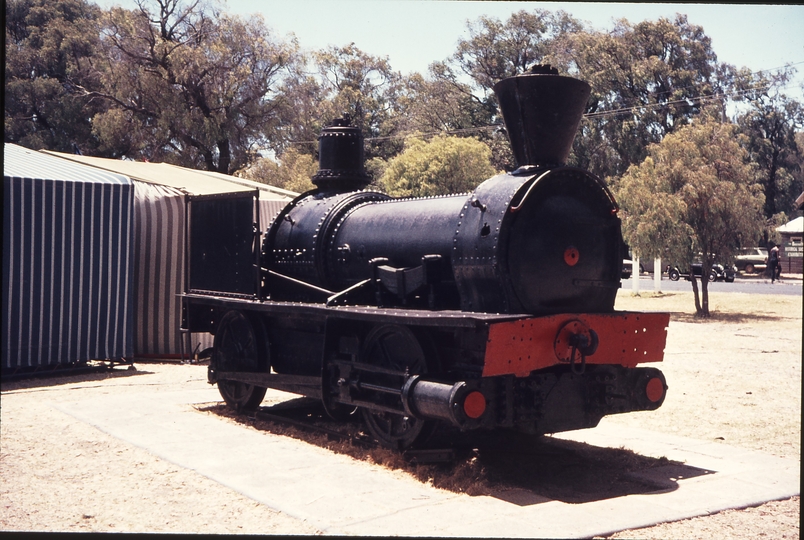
xmin=213 ymin=310 xmax=268 ymax=412
xmin=359 ymin=325 xmax=436 ymax=450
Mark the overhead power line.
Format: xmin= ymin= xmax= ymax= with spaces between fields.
xmin=582 ymin=83 xmax=775 ymax=119
xmin=286 ymin=67 xmax=803 ymax=146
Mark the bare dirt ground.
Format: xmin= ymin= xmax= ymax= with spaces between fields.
xmin=1 ymin=286 xmax=800 ymax=537
xmin=601 ymin=288 xmax=801 ymax=539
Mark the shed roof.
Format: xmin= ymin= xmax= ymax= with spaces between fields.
xmin=43 ymin=151 xmax=295 ymax=199
xmin=777 ymin=216 xmax=803 ymax=234
xmin=5 ymin=144 xmax=130 ymax=185
xmin=191 ymin=167 xmax=298 ymax=199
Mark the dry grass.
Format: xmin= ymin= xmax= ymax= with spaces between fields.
xmin=197 ymin=400 xmax=683 ymax=504
xmin=612 ymin=288 xmax=802 ymax=459
xmin=615 ymin=288 xmax=802 ymax=323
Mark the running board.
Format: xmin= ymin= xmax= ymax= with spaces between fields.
xmin=214 ymin=371 xmax=322 ymax=399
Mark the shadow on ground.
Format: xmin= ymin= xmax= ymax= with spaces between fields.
xmin=1 ymin=363 xmax=151 ymax=392
xmin=671 ymin=312 xmax=796 ymax=323
xmin=197 ymin=398 xmax=714 ymax=505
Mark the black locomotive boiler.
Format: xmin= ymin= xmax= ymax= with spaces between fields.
xmin=182 ymin=66 xmax=669 ymax=449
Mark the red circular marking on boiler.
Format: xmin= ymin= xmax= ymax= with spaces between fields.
xmin=564 ymin=246 xmax=579 ymax=266
xmin=646 ymin=377 xmax=665 ymax=402
xmin=463 ymin=391 xmax=486 ymax=419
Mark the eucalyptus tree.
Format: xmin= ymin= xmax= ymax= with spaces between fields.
xmin=400 ymin=68 xmax=509 ymax=169
xmin=568 ymin=15 xmax=727 ymax=181
xmin=379 ymin=135 xmax=497 ymax=197
xmin=447 ymin=9 xmax=583 ymax=99
xmin=272 ymin=66 xmax=328 ymax=157
xmin=87 ymin=0 xmax=299 ymax=173
xmin=311 ymin=43 xmax=410 ymax=161
xmin=239 ymin=147 xmax=317 ymax=194
xmin=420 ymin=9 xmax=582 ymax=171
xmin=402 ymin=70 xmax=494 ymax=135
xmin=615 ymin=113 xmax=764 ymax=317
xmin=4 ymin=0 xmax=107 ymax=153
xmin=733 ymin=67 xmax=804 ymax=221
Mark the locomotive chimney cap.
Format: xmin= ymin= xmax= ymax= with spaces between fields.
xmin=527 ymin=64 xmax=559 ymax=75
xmin=328 ymin=115 xmax=352 ymax=128
xmin=312 ymin=116 xmax=371 ymax=192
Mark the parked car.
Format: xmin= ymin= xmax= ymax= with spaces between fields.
xmin=621 ymin=259 xmax=633 ymax=279
xmin=734 ymin=247 xmax=768 ymax=274
xmin=637 ymin=258 xmax=655 ymax=274
xmin=624 ymin=250 xmax=656 ymax=274
xmin=668 ymin=261 xmax=736 ymax=283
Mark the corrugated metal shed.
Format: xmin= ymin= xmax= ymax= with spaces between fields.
xmin=42 ymin=153 xmax=246 ymax=194
xmin=44 ymin=152 xmax=294 ymax=231
xmin=131 ymin=181 xmax=189 ymax=356
xmin=190 ymin=166 xmax=297 ymax=230
xmin=42 ymin=151 xmax=297 ymax=359
xmin=3 ymin=144 xmax=135 ymax=372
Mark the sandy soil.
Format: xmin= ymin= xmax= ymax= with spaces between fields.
xmin=1 ymin=286 xmax=800 ymax=536
xmin=602 ymin=288 xmax=801 ymax=539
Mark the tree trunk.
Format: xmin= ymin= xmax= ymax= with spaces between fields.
xmin=217 ymin=139 xmax=231 ymax=174
xmin=700 ymin=276 xmax=710 ymax=317
xmin=765 ymin=153 xmax=779 ymax=217
xmin=697 ymin=260 xmax=712 ymax=318
xmin=691 ymin=275 xmax=702 ymax=315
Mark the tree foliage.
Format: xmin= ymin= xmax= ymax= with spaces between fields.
xmin=421 ymin=9 xmax=582 ymax=171
xmin=4 ymin=0 xmax=107 ymax=153
xmin=379 ymin=135 xmax=497 ymax=197
xmin=238 ymin=146 xmax=316 ymax=194
xmin=449 ymin=9 xmax=582 ymax=98
xmin=733 ymin=68 xmax=804 ymax=220
xmin=402 ymin=69 xmax=494 ymax=135
xmin=87 ymin=0 xmax=298 ymax=173
xmin=569 ymin=15 xmax=726 ymax=180
xmin=312 ymin=43 xmax=409 ymax=160
xmin=401 ymin=67 xmax=512 ymax=170
xmin=272 ymin=67 xmax=327 ymax=157
xmin=615 ymin=113 xmax=764 ymax=316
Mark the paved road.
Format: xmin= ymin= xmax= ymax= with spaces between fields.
xmin=621 ymin=274 xmax=802 ymax=296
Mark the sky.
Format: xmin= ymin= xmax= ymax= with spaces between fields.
xmin=229 ymin=1 xmax=804 ymax=94
xmin=96 ymin=1 xmax=804 ymax=97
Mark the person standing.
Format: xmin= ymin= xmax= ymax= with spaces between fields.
xmin=769 ymin=244 xmax=781 ymax=283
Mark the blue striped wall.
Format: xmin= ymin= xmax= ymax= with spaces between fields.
xmin=3 ymin=145 xmax=134 ymax=370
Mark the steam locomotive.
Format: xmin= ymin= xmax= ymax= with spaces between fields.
xmin=182 ymin=66 xmax=669 ymax=449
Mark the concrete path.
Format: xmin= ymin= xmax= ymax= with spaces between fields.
xmin=52 ymin=373 xmax=799 ymax=538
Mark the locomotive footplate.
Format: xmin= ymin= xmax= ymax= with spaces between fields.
xmin=211 ymin=371 xmax=323 ymax=399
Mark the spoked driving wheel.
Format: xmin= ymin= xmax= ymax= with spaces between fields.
xmin=359 ymin=324 xmax=436 ymax=450
xmin=212 ymin=310 xmax=269 ymax=412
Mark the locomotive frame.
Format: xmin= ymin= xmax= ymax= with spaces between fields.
xmin=181 ymin=66 xmax=670 ymax=449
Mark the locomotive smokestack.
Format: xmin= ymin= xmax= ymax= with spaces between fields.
xmin=493 ymin=65 xmax=591 ymax=169
xmin=312 ymin=117 xmax=371 ymax=192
